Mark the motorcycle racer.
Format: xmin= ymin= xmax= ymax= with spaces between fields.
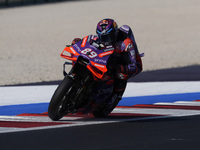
xmin=72 ymin=18 xmax=143 ymax=108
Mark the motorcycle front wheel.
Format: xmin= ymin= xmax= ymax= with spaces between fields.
xmin=48 ymin=76 xmax=74 ymax=121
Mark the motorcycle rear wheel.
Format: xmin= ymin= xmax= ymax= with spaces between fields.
xmin=92 ymin=99 xmax=119 ymax=118
xmin=48 ymin=76 xmax=74 ymax=121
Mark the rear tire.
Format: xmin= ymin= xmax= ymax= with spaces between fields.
xmin=48 ymin=76 xmax=74 ymax=121
xmin=92 ymin=99 xmax=119 ymax=118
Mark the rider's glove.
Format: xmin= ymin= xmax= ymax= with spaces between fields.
xmin=116 ymin=64 xmax=136 ymax=80
xmin=71 ymin=38 xmax=81 ymax=45
xmin=127 ymin=64 xmax=136 ymax=73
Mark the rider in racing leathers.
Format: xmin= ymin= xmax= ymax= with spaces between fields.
xmin=72 ymin=18 xmax=143 ymax=106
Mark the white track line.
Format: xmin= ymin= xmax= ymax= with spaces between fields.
xmin=113 ymin=108 xmax=200 ymax=117
xmin=155 ymin=101 xmax=200 ymax=106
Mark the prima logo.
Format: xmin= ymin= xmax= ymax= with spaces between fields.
xmin=94 ymin=59 xmax=106 ymax=64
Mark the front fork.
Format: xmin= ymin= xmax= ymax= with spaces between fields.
xmin=63 ymin=61 xmax=94 ymax=85
xmin=63 ymin=61 xmax=73 ymax=76
xmin=62 ymin=61 xmax=94 ymax=108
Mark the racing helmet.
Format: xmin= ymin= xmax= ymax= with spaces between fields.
xmin=96 ymin=18 xmax=118 ymax=45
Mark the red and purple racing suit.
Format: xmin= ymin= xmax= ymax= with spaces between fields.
xmin=71 ymin=25 xmax=143 ymax=100
xmin=108 ymin=25 xmax=143 ymax=97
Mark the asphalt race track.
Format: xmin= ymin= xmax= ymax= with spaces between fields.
xmin=1 ymin=115 xmax=200 ymax=150
xmin=0 ymin=66 xmax=200 ymax=150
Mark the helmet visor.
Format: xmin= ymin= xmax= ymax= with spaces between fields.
xmin=99 ymin=33 xmax=113 ymax=45
xmin=98 ymin=29 xmax=116 ymax=45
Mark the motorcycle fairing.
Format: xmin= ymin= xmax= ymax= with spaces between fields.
xmin=60 ymin=36 xmax=114 ymax=79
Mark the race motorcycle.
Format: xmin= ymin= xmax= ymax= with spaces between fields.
xmin=48 ymin=36 xmax=119 ymax=121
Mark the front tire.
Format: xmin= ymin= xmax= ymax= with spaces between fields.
xmin=48 ymin=76 xmax=74 ymax=121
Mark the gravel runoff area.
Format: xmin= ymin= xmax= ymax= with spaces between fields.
xmin=0 ymin=0 xmax=200 ymax=85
